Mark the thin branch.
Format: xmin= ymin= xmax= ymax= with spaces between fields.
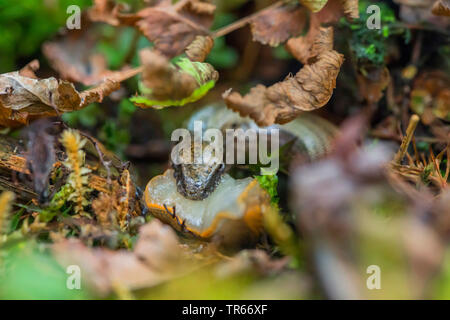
xmin=212 ymin=0 xmax=288 ymax=38
xmin=108 ymin=65 xmax=144 ymax=83
xmin=393 ymin=114 xmax=420 ymax=164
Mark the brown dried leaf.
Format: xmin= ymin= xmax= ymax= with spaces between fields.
xmin=0 ymin=72 xmax=80 ymax=128
xmin=19 ymin=60 xmax=40 ymax=79
xmin=224 ymin=50 xmax=344 ymax=126
xmin=0 ymin=64 xmax=120 ymax=128
xmin=91 ymin=0 xmax=215 ymax=58
xmin=250 ymin=3 xmax=307 ymax=47
xmin=286 ymin=26 xmax=334 ymax=64
xmin=88 ymin=0 xmax=133 ymax=26
xmin=225 ymin=16 xmax=342 ymax=126
xmin=137 ymin=1 xmax=214 ymax=57
xmin=52 ymin=220 xmax=191 ymax=296
xmin=356 ymin=67 xmax=390 ymax=104
xmin=432 ymin=0 xmax=450 ymax=16
xmin=79 ymin=79 xmax=121 ymax=108
xmin=185 ymin=35 xmax=214 ymax=62
xmin=43 ymin=13 xmax=133 ymax=86
xmin=185 ymin=0 xmax=216 ymax=15
xmin=141 ymin=49 xmax=196 ymax=101
xmin=340 ymin=0 xmax=360 ymax=19
xmin=133 ymin=219 xmax=183 ymax=272
xmin=315 ymin=0 xmax=359 ymax=23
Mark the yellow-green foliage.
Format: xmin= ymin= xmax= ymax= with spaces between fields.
xmin=263 ymin=206 xmax=301 ymax=266
xmin=60 ymin=130 xmax=91 ymax=216
xmin=0 ymin=191 xmax=15 ymax=238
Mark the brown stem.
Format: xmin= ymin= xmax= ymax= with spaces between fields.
xmin=393 ymin=114 xmax=420 ymax=164
xmin=411 ymin=31 xmax=423 ymax=65
xmin=109 ymin=65 xmax=144 ymax=83
xmin=212 ymin=0 xmax=288 ymax=38
xmin=173 ymin=0 xmax=190 ymax=12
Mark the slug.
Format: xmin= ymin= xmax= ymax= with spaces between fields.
xmin=172 ymin=104 xmax=338 ymax=200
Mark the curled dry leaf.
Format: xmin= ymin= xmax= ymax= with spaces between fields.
xmin=286 ymin=26 xmax=334 ymax=64
xmin=186 ymin=0 xmax=216 ymax=15
xmin=339 ymin=0 xmax=360 ymax=19
xmin=0 ymin=70 xmax=79 ymax=127
xmin=314 ymin=0 xmax=359 ymax=23
xmin=224 ymin=50 xmax=344 ymax=126
xmin=432 ymin=0 xmax=450 ymax=16
xmin=0 ymin=61 xmax=120 ymax=128
xmin=130 ymin=49 xmax=218 ymax=109
xmin=79 ymin=79 xmax=121 ymax=107
xmin=88 ymin=0 xmax=132 ymax=26
xmin=250 ymin=3 xmax=307 ymax=47
xmin=185 ymin=35 xmax=214 ymax=62
xmin=224 ymin=6 xmax=347 ymax=126
xmin=356 ymin=67 xmax=390 ymax=104
xmin=90 ymin=0 xmax=215 ymax=58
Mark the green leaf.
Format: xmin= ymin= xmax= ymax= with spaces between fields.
xmin=9 ymin=210 xmax=23 ymax=232
xmin=299 ymin=0 xmax=329 ymax=12
xmin=131 ymin=80 xmax=216 ymax=109
xmin=174 ymin=58 xmax=215 ymax=85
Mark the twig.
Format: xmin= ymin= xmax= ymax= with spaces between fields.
xmin=173 ymin=0 xmax=190 ymax=12
xmin=212 ymin=0 xmax=288 ymax=38
xmin=429 ymin=146 xmax=447 ymax=188
xmin=108 ymin=65 xmax=144 ymax=83
xmin=393 ymin=114 xmax=420 ymax=164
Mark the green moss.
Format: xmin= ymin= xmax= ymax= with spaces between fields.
xmin=40 ymin=183 xmax=75 ymax=222
xmin=340 ymin=0 xmax=407 ymax=67
xmin=255 ymin=171 xmax=279 ymax=205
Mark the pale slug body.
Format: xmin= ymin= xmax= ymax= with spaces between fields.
xmin=173 ymin=105 xmax=337 ymax=200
